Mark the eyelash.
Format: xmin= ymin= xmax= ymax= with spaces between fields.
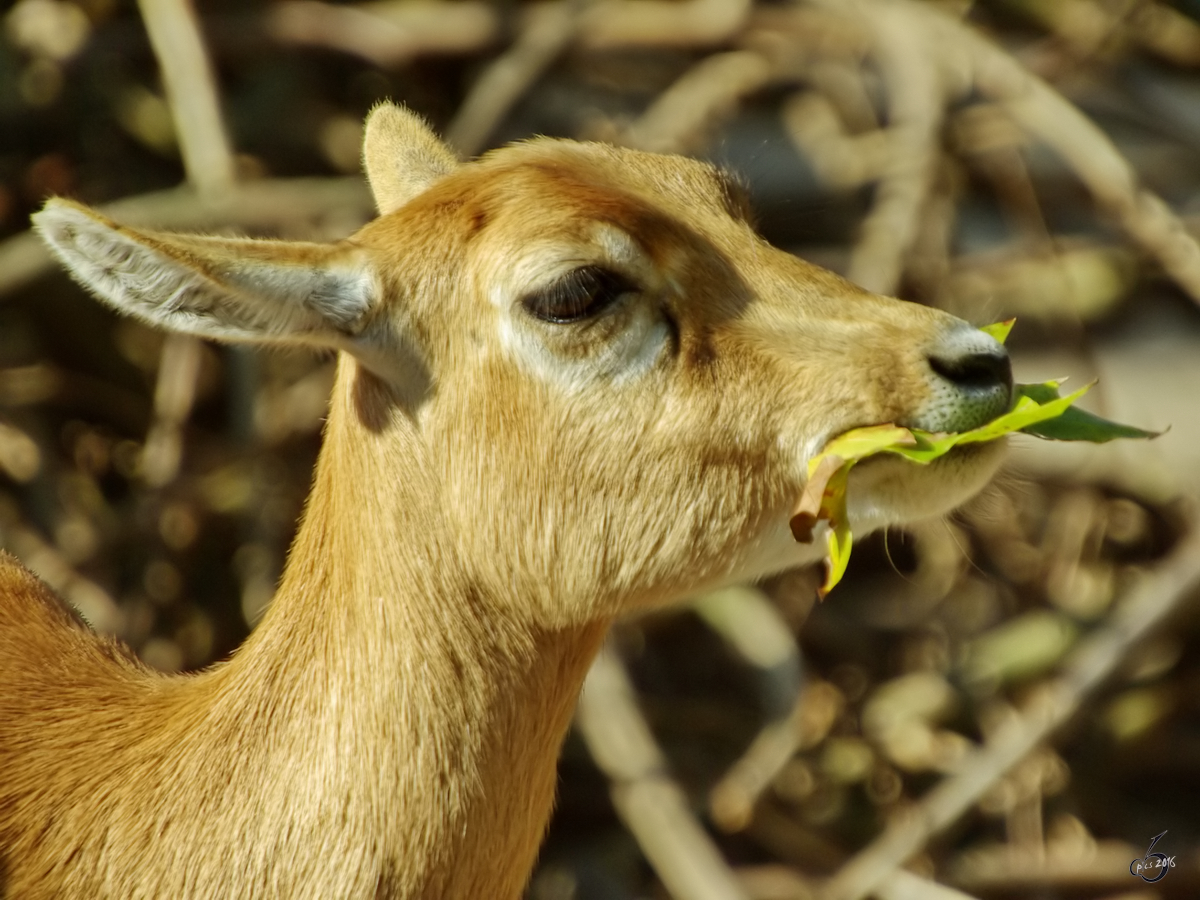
xmin=521 ymin=266 xmax=638 ymax=324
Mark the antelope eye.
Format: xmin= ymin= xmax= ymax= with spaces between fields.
xmin=521 ymin=265 xmax=638 ymax=324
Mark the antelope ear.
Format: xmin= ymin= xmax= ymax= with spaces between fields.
xmin=363 ymin=102 xmax=458 ymax=215
xmin=33 ymin=198 xmax=378 ymax=349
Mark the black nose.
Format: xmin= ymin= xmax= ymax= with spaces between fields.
xmin=928 ymin=347 xmax=1013 ymax=396
xmin=912 ymin=328 xmax=1014 ymax=433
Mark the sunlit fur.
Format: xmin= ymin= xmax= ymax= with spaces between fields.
xmin=1 ymin=104 xmax=1004 ymax=899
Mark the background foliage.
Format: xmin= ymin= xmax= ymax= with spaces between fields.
xmin=2 ymin=1 xmax=1200 ymax=897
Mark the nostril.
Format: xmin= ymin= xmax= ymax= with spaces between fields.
xmin=929 ymin=349 xmax=1013 ymax=395
xmin=912 ymin=329 xmax=1015 ymax=433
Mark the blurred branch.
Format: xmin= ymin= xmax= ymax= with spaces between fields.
xmin=137 ymin=0 xmax=240 ymax=487
xmin=140 ymin=333 xmax=201 ymax=487
xmin=577 ymin=0 xmax=751 ymax=49
xmin=0 ymin=178 xmax=372 ymax=300
xmin=269 ymin=0 xmax=751 ymax=66
xmin=734 ymin=864 xmax=816 ymax=900
xmin=447 ymin=0 xmax=595 ymax=157
xmin=137 ymin=0 xmax=235 ymax=199
xmin=1132 ymin=0 xmax=1200 ymax=65
xmin=694 ymin=587 xmax=804 ymax=834
xmin=819 ymin=522 xmax=1200 ymax=900
xmin=621 ymin=50 xmax=771 ymax=154
xmin=873 ymin=870 xmax=980 ymax=900
xmin=0 ymin=420 xmax=40 ymax=484
xmin=780 ymin=0 xmax=1200 ymax=304
xmin=1006 ymin=0 xmax=1200 ymax=68
xmin=577 ymin=644 xmax=751 ymax=900
xmin=781 ymin=92 xmax=891 ymax=191
xmin=947 ymin=832 xmax=1163 ymax=894
xmin=711 ymin=713 xmax=805 ymax=835
xmin=915 ymin=0 xmax=1200 ymax=306
xmin=693 ymin=588 xmax=801 ymax=719
xmin=268 ymin=0 xmax=499 ymax=67
xmin=810 ymin=0 xmax=947 ymax=296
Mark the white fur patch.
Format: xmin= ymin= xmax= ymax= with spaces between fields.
xmin=488 ymin=224 xmax=669 ymax=392
xmin=722 ymin=516 xmax=831 ymax=586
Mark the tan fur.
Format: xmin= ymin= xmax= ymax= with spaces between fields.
xmin=0 ymin=105 xmax=1007 ymax=899
xmin=363 ymin=103 xmax=459 ymax=214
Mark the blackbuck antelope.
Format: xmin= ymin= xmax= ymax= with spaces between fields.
xmin=0 ymin=103 xmax=1013 ymax=899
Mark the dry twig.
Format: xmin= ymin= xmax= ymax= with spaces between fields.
xmin=781 ymin=92 xmax=892 ymax=191
xmin=781 ymin=0 xmax=1200 ymax=305
xmin=576 ymin=644 xmax=751 ymax=900
xmin=873 ymin=870 xmax=980 ymax=900
xmin=269 ymin=0 xmax=751 ymax=65
xmin=136 ymin=0 xmax=240 ymax=487
xmin=906 ymin=0 xmax=1200 ymax=305
xmin=947 ymin=833 xmax=1168 ymax=894
xmin=711 ymin=714 xmax=806 ymax=835
xmin=268 ymin=0 xmax=499 ymax=67
xmin=819 ymin=523 xmax=1200 ymax=900
xmin=447 ymin=0 xmax=595 ymax=157
xmin=734 ymin=864 xmax=816 ymax=900
xmin=808 ymin=0 xmax=947 ymax=296
xmin=577 ymin=0 xmax=751 ymax=49
xmin=621 ymin=50 xmax=772 ymax=155
xmin=136 ymin=0 xmax=234 ymax=200
xmin=695 ymin=587 xmax=804 ymax=833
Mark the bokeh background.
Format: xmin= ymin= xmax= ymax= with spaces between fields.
xmin=2 ymin=1 xmax=1200 ymax=898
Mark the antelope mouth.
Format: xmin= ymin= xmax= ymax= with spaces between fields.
xmin=845 ymin=437 xmax=1006 ymax=528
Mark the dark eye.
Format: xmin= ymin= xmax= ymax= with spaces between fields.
xmin=521 ymin=265 xmax=637 ymax=324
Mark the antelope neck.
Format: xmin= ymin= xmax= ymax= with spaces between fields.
xmin=222 ymin=360 xmax=610 ymax=898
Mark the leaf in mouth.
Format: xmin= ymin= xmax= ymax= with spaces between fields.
xmin=791 ymin=322 xmax=1162 ymax=598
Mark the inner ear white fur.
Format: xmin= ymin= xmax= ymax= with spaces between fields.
xmin=33 ymin=198 xmax=378 ymax=347
xmin=362 ymin=102 xmax=459 ymax=215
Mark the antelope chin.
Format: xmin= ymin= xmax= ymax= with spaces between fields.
xmin=845 ymin=438 xmax=1008 ymax=535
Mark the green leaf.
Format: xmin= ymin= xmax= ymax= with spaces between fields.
xmin=889 ymin=382 xmax=1093 ymax=463
xmin=811 ymin=424 xmax=915 ymax=474
xmin=791 ymin=367 xmax=1160 ymax=597
xmin=1014 ymin=382 xmax=1063 ymax=404
xmin=980 ymin=318 xmax=1016 ymax=344
xmin=1023 ymin=410 xmax=1162 ymax=441
xmin=1013 ymin=384 xmax=1163 ymax=442
xmin=822 ymin=515 xmax=852 ymax=599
